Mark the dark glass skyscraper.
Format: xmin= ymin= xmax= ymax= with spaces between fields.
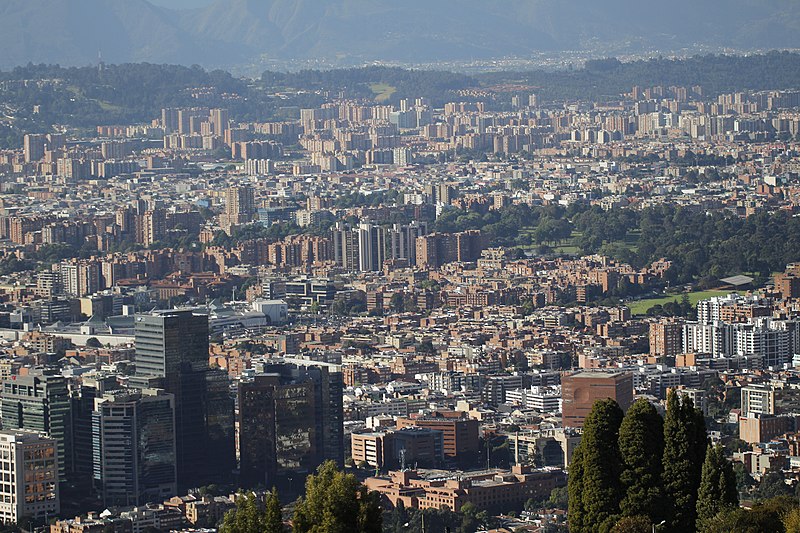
xmin=91 ymin=389 xmax=176 ymax=506
xmin=238 ymin=359 xmax=343 ymax=492
xmin=133 ymin=310 xmax=234 ymax=490
xmin=1 ymin=371 xmax=72 ymax=482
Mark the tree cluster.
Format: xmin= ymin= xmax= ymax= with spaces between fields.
xmin=384 ymin=500 xmax=496 ymax=533
xmin=568 ymin=393 xmax=737 ymax=533
xmin=293 ymin=460 xmax=382 ymax=533
xmin=220 ymin=461 xmax=382 ymax=533
xmin=219 ymin=490 xmax=283 ymax=533
xmin=438 ymin=201 xmax=800 ymax=289
xmin=645 ymin=294 xmax=694 ymax=318
xmin=703 ymin=495 xmax=800 ymax=533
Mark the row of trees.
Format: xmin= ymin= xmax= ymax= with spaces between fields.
xmin=568 ymin=393 xmax=737 ymax=532
xmin=219 ymin=461 xmax=382 ymax=533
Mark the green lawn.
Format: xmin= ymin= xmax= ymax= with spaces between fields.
xmin=369 ymin=83 xmax=396 ymax=103
xmin=553 ymin=244 xmax=581 ymax=254
xmin=627 ymin=290 xmax=744 ymax=316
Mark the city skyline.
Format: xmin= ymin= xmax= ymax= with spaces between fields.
xmin=0 ymin=2 xmax=799 ymax=532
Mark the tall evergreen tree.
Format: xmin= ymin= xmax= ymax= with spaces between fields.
xmin=662 ymin=391 xmax=708 ymax=532
xmin=688 ymin=401 xmax=709 ymax=480
xmin=618 ymin=398 xmax=665 ymax=521
xmin=579 ymin=398 xmax=625 ymax=532
xmin=696 ymin=445 xmax=738 ymax=532
xmin=264 ymin=488 xmax=284 ymax=533
xmin=568 ymin=444 xmax=587 ymax=533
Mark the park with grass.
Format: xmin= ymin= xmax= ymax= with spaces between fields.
xmin=626 ymin=290 xmax=745 ymax=316
xmin=369 ymin=82 xmax=396 ymax=102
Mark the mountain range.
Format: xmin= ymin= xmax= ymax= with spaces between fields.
xmin=1 ymin=0 xmax=799 ymax=69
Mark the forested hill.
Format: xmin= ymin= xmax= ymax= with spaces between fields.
xmin=479 ymin=51 xmax=800 ymax=101
xmin=264 ymin=52 xmax=800 ymax=104
xmin=3 ymin=52 xmax=800 ymax=148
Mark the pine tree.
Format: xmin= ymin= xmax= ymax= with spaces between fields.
xmin=696 ymin=445 xmax=738 ymax=532
xmin=579 ymin=398 xmax=625 ymax=532
xmin=618 ymin=398 xmax=665 ymax=521
xmin=662 ymin=391 xmax=708 ymax=532
xmin=357 ymin=488 xmax=383 ymax=533
xmin=688 ymin=401 xmax=709 ymax=482
xmin=264 ymin=487 xmax=284 ymax=533
xmin=568 ymin=444 xmax=587 ymax=533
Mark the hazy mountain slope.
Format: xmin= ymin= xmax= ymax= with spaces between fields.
xmin=0 ymin=0 xmax=798 ymax=68
xmin=0 ymin=0 xmax=238 ymax=68
xmin=183 ymin=0 xmax=800 ymax=62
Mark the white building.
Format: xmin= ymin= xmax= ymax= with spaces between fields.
xmin=506 ymin=386 xmax=562 ymax=414
xmin=251 ymin=299 xmax=288 ymax=325
xmin=741 ymin=384 xmax=776 ymax=417
xmin=684 ymin=318 xmax=798 ymax=366
xmin=0 ymin=430 xmax=59 ymax=524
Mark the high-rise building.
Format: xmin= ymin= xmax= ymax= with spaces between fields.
xmin=424 ymin=183 xmax=455 ymax=205
xmin=332 ymin=223 xmax=360 ymax=271
xmin=683 ymin=318 xmax=798 ymax=366
xmin=649 ymin=319 xmax=684 ymax=357
xmin=134 ymin=310 xmax=234 ymax=490
xmin=238 ymin=359 xmax=343 ymax=491
xmin=387 ymin=221 xmax=428 ymax=266
xmin=161 ymin=108 xmax=180 ymax=134
xmin=177 ymin=108 xmax=210 ymax=135
xmin=23 ymin=133 xmax=47 ymax=163
xmin=205 ymin=367 xmax=236 ymax=477
xmin=0 ymin=430 xmax=59 ymax=524
xmin=209 ymin=108 xmax=230 ymax=136
xmin=91 ymin=389 xmax=177 ymax=506
xmin=222 ymin=186 xmax=256 ymax=229
xmin=140 ymin=209 xmax=166 ymax=247
xmin=416 ymin=230 xmax=485 ymax=268
xmin=58 ymin=260 xmax=102 ymax=297
xmin=358 ymin=222 xmax=386 ymax=272
xmin=1 ymin=372 xmax=72 ymax=482
xmin=69 ymin=376 xmax=118 ymax=493
xmin=696 ymin=293 xmax=771 ymax=324
xmin=561 ymin=371 xmax=634 ymax=428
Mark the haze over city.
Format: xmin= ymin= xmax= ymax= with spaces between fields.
xmin=0 ymin=2 xmax=797 ymax=533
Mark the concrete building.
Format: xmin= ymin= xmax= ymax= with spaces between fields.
xmin=649 ymin=319 xmax=684 ymax=357
xmin=365 ymin=465 xmax=566 ymax=513
xmin=741 ymin=384 xmax=776 ymax=417
xmin=350 ymin=427 xmax=443 ymax=470
xmin=561 ymin=371 xmax=633 ymax=428
xmin=396 ymin=411 xmax=479 ymax=467
xmin=0 ymin=430 xmax=59 ymax=524
xmin=251 ymin=300 xmax=288 ymax=325
xmin=739 ymin=413 xmax=794 ymax=444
